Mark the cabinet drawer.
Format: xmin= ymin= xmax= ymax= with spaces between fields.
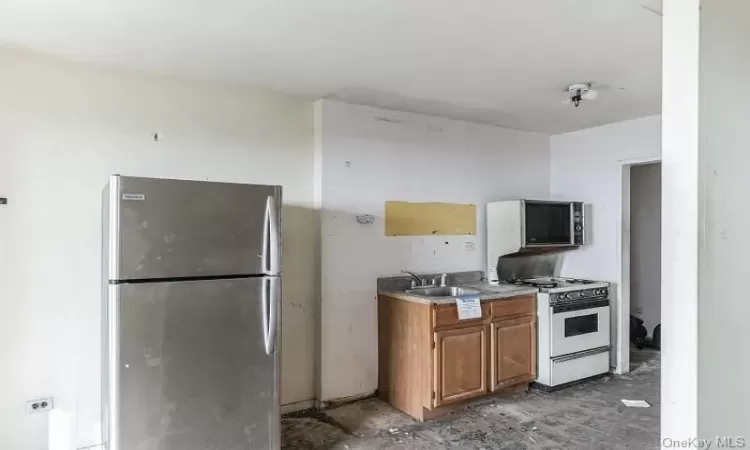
xmin=490 ymin=295 xmax=535 ymax=320
xmin=433 ymin=303 xmax=489 ymax=328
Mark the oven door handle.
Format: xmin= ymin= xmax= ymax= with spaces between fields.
xmin=552 ymin=346 xmax=611 ymax=363
xmin=553 ymin=299 xmax=610 ymax=313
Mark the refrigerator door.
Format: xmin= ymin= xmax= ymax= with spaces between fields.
xmin=108 ymin=175 xmax=282 ymax=280
xmin=105 ymin=277 xmax=281 ymax=450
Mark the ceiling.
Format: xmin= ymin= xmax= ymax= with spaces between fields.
xmin=0 ymin=0 xmax=661 ymax=133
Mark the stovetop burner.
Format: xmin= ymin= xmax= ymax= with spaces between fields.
xmin=504 ymin=277 xmax=598 ymax=289
xmin=505 ymin=279 xmax=559 ymax=288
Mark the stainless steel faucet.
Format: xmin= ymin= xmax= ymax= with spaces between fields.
xmin=402 ymin=270 xmax=449 ymax=288
xmin=401 ymin=270 xmax=425 ymax=288
xmin=431 ymin=273 xmax=448 ymax=287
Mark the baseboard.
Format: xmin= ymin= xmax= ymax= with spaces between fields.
xmin=315 ymin=391 xmax=376 ymax=410
xmin=531 ymin=372 xmax=609 ymax=392
xmin=280 ymin=399 xmax=315 ymax=415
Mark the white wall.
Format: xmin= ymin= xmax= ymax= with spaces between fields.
xmin=549 ymin=115 xmax=661 ymax=371
xmin=0 ymin=48 xmax=317 ymax=450
xmin=629 ymin=163 xmax=661 ymax=334
xmin=697 ymin=0 xmax=750 ymax=436
xmin=316 ymin=100 xmax=550 ymax=401
xmin=550 ymin=116 xmax=662 ymax=280
xmin=661 ymin=0 xmax=699 ymax=439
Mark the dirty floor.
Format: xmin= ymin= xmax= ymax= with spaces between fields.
xmin=282 ymin=349 xmax=660 ymax=450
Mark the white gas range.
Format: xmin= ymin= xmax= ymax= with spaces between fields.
xmin=505 ymin=277 xmax=611 ymax=390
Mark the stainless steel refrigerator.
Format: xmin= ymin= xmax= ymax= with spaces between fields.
xmin=102 ymin=175 xmax=281 ymax=450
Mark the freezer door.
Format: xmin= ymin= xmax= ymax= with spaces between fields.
xmin=104 ymin=277 xmax=281 ymax=450
xmin=108 ymin=175 xmax=282 ymax=280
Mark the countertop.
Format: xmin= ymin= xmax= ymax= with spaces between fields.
xmin=378 ymin=282 xmax=538 ymax=305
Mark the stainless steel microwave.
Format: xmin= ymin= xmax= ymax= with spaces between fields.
xmin=486 ymin=200 xmax=586 ymax=260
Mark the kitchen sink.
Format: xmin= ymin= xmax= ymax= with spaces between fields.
xmin=405 ymin=286 xmax=481 ymax=297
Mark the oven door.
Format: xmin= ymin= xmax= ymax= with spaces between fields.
xmin=550 ymin=299 xmax=610 ymax=357
xmin=523 ymin=201 xmax=574 ymax=247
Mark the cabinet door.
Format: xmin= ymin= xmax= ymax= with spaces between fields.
xmin=491 ymin=316 xmax=536 ymax=391
xmin=433 ymin=326 xmax=487 ymax=407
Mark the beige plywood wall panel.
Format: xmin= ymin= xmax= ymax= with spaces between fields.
xmin=385 ymin=201 xmax=477 ymax=236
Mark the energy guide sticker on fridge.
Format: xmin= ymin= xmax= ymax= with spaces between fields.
xmin=122 ymin=193 xmax=146 ymax=201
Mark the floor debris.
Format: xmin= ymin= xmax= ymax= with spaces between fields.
xmin=282 ymin=349 xmax=661 ymax=449
xmin=621 ymin=399 xmax=650 ymax=408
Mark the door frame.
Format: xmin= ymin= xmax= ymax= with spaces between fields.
xmin=616 ymin=156 xmax=661 ymax=374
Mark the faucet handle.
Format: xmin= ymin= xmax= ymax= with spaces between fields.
xmin=440 ymin=273 xmax=448 ymax=286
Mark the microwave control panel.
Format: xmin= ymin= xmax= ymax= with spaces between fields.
xmin=572 ymin=203 xmax=585 ymax=245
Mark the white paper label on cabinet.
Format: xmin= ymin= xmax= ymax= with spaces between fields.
xmin=122 ymin=193 xmax=146 ymax=201
xmin=456 ymin=296 xmax=481 ymax=320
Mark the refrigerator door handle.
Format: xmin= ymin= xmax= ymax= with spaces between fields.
xmin=264 ymin=195 xmax=281 ymax=275
xmin=262 ymin=277 xmax=279 ymax=355
xmin=268 ymin=277 xmax=279 ymax=355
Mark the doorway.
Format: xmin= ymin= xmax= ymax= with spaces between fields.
xmin=628 ymin=162 xmax=662 ymax=370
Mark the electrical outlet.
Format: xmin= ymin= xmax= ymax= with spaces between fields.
xmin=463 ymin=242 xmax=476 ymax=251
xmin=27 ymin=397 xmax=54 ymax=413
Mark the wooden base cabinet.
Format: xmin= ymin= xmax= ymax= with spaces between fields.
xmin=490 ymin=316 xmax=536 ymax=391
xmin=378 ymin=294 xmax=536 ymax=421
xmin=434 ymin=326 xmax=487 ymax=407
